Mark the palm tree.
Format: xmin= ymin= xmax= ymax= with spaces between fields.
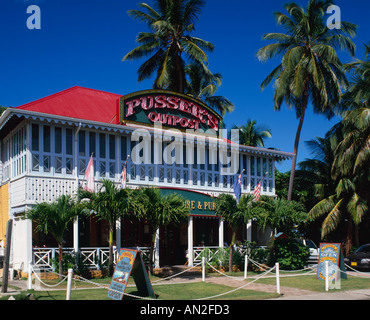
xmin=123 ymin=0 xmax=214 ymax=93
xmin=230 ymin=119 xmax=272 ymax=147
xmin=257 ymin=197 xmax=307 ymax=238
xmin=215 ymin=193 xmax=256 ymax=272
xmin=83 ymin=179 xmax=134 ymax=276
xmin=308 ymin=45 xmax=370 ymax=254
xmin=24 ymin=195 xmax=84 ymax=278
xmin=257 ymin=0 xmax=357 ymax=201
xmin=136 ymin=187 xmax=189 ymax=274
xmin=185 ymin=62 xmax=235 ymax=116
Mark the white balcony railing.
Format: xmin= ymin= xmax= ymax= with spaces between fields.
xmin=32 ymin=247 xmax=151 ymax=270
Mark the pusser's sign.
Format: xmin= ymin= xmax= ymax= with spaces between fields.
xmin=119 ymin=90 xmax=222 ymax=132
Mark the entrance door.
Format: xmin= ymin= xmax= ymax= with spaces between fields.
xmin=159 ymin=223 xmax=187 ymax=266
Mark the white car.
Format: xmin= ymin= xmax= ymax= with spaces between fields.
xmin=296 ymin=239 xmax=319 ymax=265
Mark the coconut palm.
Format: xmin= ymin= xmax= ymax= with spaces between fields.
xmin=123 ymin=0 xmax=214 ymax=93
xmin=185 ymin=62 xmax=235 ymax=116
xmin=308 ymin=45 xmax=370 ymax=254
xmin=257 ymin=0 xmax=357 ymax=201
xmin=136 ymin=187 xmax=189 ymax=274
xmin=24 ymin=195 xmax=84 ymax=278
xmin=83 ymin=179 xmax=134 ymax=276
xmin=230 ymin=119 xmax=272 ymax=147
xmin=215 ymin=193 xmax=257 ymax=272
xmin=256 ymin=197 xmax=307 ymax=238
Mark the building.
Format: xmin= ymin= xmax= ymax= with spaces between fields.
xmin=0 ymin=86 xmax=292 ymax=272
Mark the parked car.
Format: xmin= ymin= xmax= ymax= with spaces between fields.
xmin=296 ymin=239 xmax=319 ymax=265
xmin=344 ymin=244 xmax=370 ymax=271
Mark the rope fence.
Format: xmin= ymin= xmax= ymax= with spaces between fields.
xmin=25 ymin=255 xmax=370 ymax=300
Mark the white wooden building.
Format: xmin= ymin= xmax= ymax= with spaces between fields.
xmin=0 ymin=86 xmax=292 ymax=272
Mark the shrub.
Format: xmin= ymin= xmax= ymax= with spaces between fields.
xmin=269 ymin=238 xmax=310 ymax=270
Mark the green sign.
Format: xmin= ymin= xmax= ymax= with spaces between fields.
xmin=119 ymin=90 xmax=222 ymax=132
xmin=160 ymin=187 xmax=218 ymax=217
xmin=107 ymin=248 xmax=155 ymax=300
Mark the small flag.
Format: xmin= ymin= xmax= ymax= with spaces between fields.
xmin=84 ymin=155 xmax=95 ymax=192
xmin=120 ymin=165 xmax=127 ymax=189
xmin=120 ymin=155 xmax=130 ymax=189
xmin=233 ymin=172 xmax=243 ymax=201
xmin=253 ymin=182 xmax=261 ymax=201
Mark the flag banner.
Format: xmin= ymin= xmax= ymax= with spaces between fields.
xmin=120 ymin=165 xmax=127 ymax=189
xmin=120 ymin=155 xmax=130 ymax=189
xmin=233 ymin=172 xmax=242 ymax=201
xmin=84 ymin=155 xmax=95 ymax=192
xmin=253 ymin=182 xmax=261 ymax=200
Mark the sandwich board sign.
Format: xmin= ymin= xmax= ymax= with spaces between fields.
xmin=107 ymin=248 xmax=155 ymax=300
xmin=317 ymin=243 xmax=347 ymax=281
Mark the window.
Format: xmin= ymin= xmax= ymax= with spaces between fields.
xmin=121 ymin=136 xmax=127 ymax=161
xmin=109 ymin=135 xmax=116 ymax=160
xmin=55 ymin=127 xmax=62 ymax=154
xmin=87 ymin=132 xmax=95 ymax=157
xmin=99 ymin=133 xmax=106 ymax=158
xmin=43 ymin=126 xmax=50 ymax=153
xmin=78 ymin=130 xmax=86 ymax=156
xmin=32 ymin=124 xmax=39 ymax=151
xmin=66 ymin=129 xmax=73 ymax=155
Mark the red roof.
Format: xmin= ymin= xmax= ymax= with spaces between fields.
xmin=16 ymin=86 xmax=122 ymax=125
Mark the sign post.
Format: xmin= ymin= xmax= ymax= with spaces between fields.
xmin=317 ymin=243 xmax=347 ymax=283
xmin=107 ymin=248 xmax=155 ymax=300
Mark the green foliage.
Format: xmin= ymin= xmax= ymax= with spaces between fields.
xmin=256 ymin=197 xmax=307 ymax=237
xmin=269 ymin=238 xmax=310 ymax=270
xmin=123 ymin=0 xmax=214 ymax=93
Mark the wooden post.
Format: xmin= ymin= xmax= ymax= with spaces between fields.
xmin=202 ymin=257 xmax=206 ymax=282
xmin=1 ymin=220 xmax=13 ymax=293
xmin=275 ymin=262 xmax=280 ymax=294
xmin=66 ymin=269 xmax=73 ymax=300
xmin=244 ymin=255 xmax=248 ymax=279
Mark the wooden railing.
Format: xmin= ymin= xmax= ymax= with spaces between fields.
xmin=32 ymin=247 xmax=151 ymax=270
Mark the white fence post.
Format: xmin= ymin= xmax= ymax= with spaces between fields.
xmin=28 ymin=261 xmax=33 ymax=290
xmin=202 ymin=257 xmax=206 ymax=282
xmin=244 ymin=255 xmax=248 ymax=279
xmin=66 ymin=268 xmax=73 ymax=300
xmin=325 ymin=261 xmax=329 ymax=291
xmin=275 ymin=262 xmax=280 ymax=294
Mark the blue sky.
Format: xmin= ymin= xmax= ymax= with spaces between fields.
xmin=0 ymin=0 xmax=369 ymax=172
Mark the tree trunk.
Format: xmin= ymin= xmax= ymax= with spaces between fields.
xmin=148 ymin=227 xmax=158 ymax=276
xmin=229 ymin=231 xmax=236 ymax=272
xmin=58 ymin=244 xmax=63 ymax=280
xmin=287 ymin=98 xmax=308 ymax=201
xmin=108 ymin=227 xmax=114 ymax=276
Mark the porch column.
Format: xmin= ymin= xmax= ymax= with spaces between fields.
xmin=73 ymin=217 xmax=79 ymax=252
xmin=154 ymin=228 xmax=160 ymax=268
xmin=246 ymin=220 xmax=252 ymax=242
xmin=218 ymin=218 xmax=224 ymax=248
xmin=187 ymin=216 xmax=194 ymax=266
xmin=116 ymin=219 xmax=121 ymax=252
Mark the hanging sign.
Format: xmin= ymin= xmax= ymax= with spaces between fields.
xmin=119 ymin=90 xmax=222 ymax=132
xmin=107 ymin=248 xmax=155 ymax=300
xmin=160 ymin=187 xmax=218 ymax=217
xmin=317 ymin=243 xmax=347 ymax=281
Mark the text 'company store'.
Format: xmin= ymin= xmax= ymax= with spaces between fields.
xmin=0 ymin=86 xmax=292 ymax=272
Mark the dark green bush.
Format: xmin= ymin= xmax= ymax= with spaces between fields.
xmin=269 ymin=238 xmax=310 ymax=270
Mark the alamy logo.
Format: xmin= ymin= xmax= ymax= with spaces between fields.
xmin=26 ymin=5 xmax=41 ymax=30
xmin=326 ymin=5 xmax=341 ymax=30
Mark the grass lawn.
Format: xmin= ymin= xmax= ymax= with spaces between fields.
xmin=6 ymin=282 xmax=279 ymax=301
xmin=250 ymin=273 xmax=370 ymax=292
xmin=2 ymin=271 xmax=370 ymax=300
